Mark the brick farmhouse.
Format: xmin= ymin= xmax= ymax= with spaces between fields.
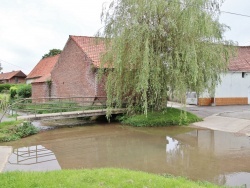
xmin=0 ymin=70 xmax=26 ymax=84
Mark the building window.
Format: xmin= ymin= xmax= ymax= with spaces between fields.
xmin=15 ymin=77 xmax=18 ymax=83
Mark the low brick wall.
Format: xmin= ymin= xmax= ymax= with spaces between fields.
xmin=199 ymin=97 xmax=248 ymax=106
xmin=215 ymin=97 xmax=248 ymax=105
xmin=198 ymin=98 xmax=213 ymax=106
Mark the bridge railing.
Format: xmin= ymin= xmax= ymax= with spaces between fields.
xmin=3 ymin=96 xmax=107 ymax=120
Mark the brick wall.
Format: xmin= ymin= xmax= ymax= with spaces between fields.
xmin=96 ymin=72 xmax=107 ymax=96
xmin=8 ymin=77 xmax=26 ymax=84
xmin=31 ymin=82 xmax=48 ymax=100
xmin=215 ymin=97 xmax=248 ymax=105
xmin=198 ymin=98 xmax=213 ymax=106
xmin=51 ymin=38 xmax=105 ymax=98
xmin=199 ymin=97 xmax=248 ymax=106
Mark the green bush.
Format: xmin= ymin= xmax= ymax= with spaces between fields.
xmin=0 ymin=84 xmax=13 ymax=93
xmin=10 ymin=86 xmax=18 ymax=99
xmin=15 ymin=121 xmax=39 ymax=138
xmin=16 ymin=84 xmax=31 ymax=98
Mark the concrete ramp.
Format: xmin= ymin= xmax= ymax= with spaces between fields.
xmin=0 ymin=146 xmax=12 ymax=172
xmin=192 ymin=115 xmax=250 ymax=136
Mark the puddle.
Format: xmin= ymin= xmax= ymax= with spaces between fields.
xmin=1 ymin=123 xmax=250 ymax=187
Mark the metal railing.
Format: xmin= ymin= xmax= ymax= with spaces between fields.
xmin=0 ymin=96 xmax=107 ymax=122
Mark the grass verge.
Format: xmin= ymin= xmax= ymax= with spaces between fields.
xmin=0 ymin=168 xmax=221 ymax=188
xmin=119 ymin=107 xmax=202 ymax=127
xmin=0 ymin=120 xmax=39 ymax=142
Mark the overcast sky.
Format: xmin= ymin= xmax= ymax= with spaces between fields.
xmin=0 ymin=0 xmax=250 ymax=74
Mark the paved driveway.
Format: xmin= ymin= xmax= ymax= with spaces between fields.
xmin=188 ymin=105 xmax=250 ymax=136
xmin=168 ymin=102 xmax=250 ymax=136
xmin=187 ymin=105 xmax=250 ymax=118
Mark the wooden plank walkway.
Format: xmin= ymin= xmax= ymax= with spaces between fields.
xmin=17 ymin=108 xmax=126 ymax=121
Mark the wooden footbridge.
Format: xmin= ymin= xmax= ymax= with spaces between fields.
xmin=1 ymin=96 xmax=126 ymax=122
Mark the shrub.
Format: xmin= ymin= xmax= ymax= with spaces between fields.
xmin=0 ymin=84 xmax=13 ymax=93
xmin=10 ymin=86 xmax=18 ymax=99
xmin=15 ymin=121 xmax=39 ymax=138
xmin=16 ymin=84 xmax=31 ymax=98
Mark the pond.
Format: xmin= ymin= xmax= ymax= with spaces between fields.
xmin=1 ymin=123 xmax=250 ymax=187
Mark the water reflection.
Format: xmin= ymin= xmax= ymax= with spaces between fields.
xmin=4 ymin=145 xmax=61 ymax=172
xmin=167 ymin=130 xmax=250 ymax=187
xmin=166 ymin=137 xmax=179 ymax=152
xmin=1 ymin=124 xmax=249 ymax=187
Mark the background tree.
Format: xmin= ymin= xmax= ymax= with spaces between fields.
xmin=99 ymin=0 xmax=235 ymax=116
xmin=42 ymin=49 xmax=62 ymax=59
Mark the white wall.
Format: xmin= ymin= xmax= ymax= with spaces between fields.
xmin=215 ymin=72 xmax=250 ymax=100
xmin=26 ymin=78 xmax=36 ymax=84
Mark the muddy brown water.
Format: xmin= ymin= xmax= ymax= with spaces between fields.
xmin=1 ymin=123 xmax=250 ymax=187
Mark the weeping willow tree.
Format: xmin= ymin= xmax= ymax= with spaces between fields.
xmin=99 ymin=0 xmax=235 ymax=116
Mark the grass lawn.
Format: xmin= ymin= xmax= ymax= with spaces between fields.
xmin=120 ymin=107 xmax=202 ymax=127
xmin=0 ymin=168 xmax=221 ymax=188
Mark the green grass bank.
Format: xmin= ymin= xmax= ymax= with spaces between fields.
xmin=0 ymin=168 xmax=221 ymax=188
xmin=0 ymin=120 xmax=38 ymax=142
xmin=120 ymin=107 xmax=202 ymax=127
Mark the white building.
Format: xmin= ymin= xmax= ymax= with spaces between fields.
xmin=190 ymin=46 xmax=250 ymax=106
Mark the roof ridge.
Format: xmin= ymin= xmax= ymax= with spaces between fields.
xmin=70 ymin=35 xmax=96 ymax=38
xmin=1 ymin=70 xmax=21 ymax=74
xmin=70 ymin=35 xmax=105 ymax=40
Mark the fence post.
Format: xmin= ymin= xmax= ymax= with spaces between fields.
xmin=34 ymin=100 xmax=37 ymax=118
xmin=60 ymin=98 xmax=62 ymax=115
xmin=82 ymin=97 xmax=84 ymax=112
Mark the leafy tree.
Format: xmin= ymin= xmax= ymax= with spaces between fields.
xmin=99 ymin=0 xmax=235 ymax=116
xmin=42 ymin=49 xmax=62 ymax=59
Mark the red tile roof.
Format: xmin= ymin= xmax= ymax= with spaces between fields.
xmin=27 ymin=54 xmax=59 ymax=83
xmin=70 ymin=36 xmax=106 ymax=68
xmin=229 ymin=46 xmax=250 ymax=72
xmin=0 ymin=70 xmax=26 ymax=80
